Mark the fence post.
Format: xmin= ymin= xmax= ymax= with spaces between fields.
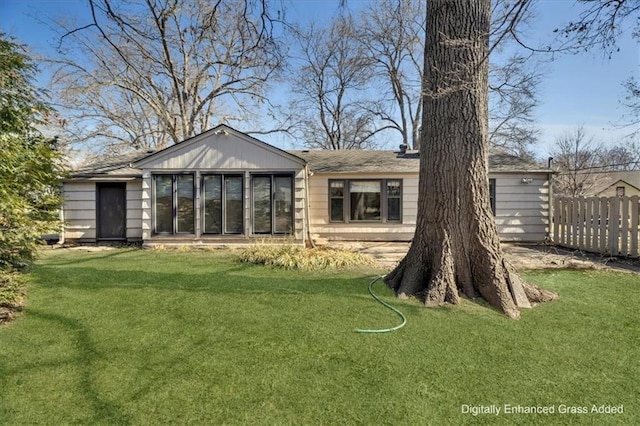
xmin=585 ymin=197 xmax=594 ymax=252
xmin=599 ymin=199 xmax=608 ymax=254
xmin=578 ymin=197 xmax=586 ymax=250
xmin=620 ymin=196 xmax=629 ymax=257
xmin=630 ymin=196 xmax=639 ymax=258
xmin=609 ymin=197 xmax=620 ymax=256
xmin=553 ymin=197 xmax=560 ymax=244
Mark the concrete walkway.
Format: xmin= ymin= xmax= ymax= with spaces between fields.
xmin=329 ymin=241 xmax=639 ymax=272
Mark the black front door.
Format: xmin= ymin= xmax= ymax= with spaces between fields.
xmin=97 ymin=183 xmax=126 ymax=240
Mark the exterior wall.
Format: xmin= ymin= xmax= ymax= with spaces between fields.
xmin=308 ymin=172 xmax=550 ymax=242
xmin=62 ymin=179 xmax=143 ymax=243
xmin=597 ymin=180 xmax=640 ymax=197
xmin=126 ymin=180 xmax=143 ymax=240
xmin=308 ymin=173 xmax=418 ymax=241
xmin=62 ymin=182 xmax=97 ymax=242
xmin=493 ymin=173 xmax=550 ymax=242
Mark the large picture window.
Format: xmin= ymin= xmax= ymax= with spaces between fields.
xmin=153 ymin=174 xmax=195 ymax=234
xmin=329 ymin=179 xmax=402 ymax=223
xmin=202 ymin=174 xmax=244 ymax=234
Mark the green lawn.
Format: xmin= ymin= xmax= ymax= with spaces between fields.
xmin=0 ymin=249 xmax=638 ymax=425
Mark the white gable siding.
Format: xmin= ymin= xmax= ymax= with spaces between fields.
xmin=138 ymin=132 xmax=304 ymax=171
xmin=494 ymin=174 xmax=549 ymax=242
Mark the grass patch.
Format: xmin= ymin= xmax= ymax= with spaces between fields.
xmin=239 ymin=243 xmax=375 ymax=270
xmin=0 ymin=249 xmax=638 ymax=424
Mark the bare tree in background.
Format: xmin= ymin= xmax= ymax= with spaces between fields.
xmin=51 ymin=0 xmax=285 ymax=153
xmin=550 ymin=126 xmax=602 ymax=196
xmin=488 ymin=53 xmax=540 ymax=159
xmin=287 ymin=15 xmax=389 ymax=150
xmin=620 ymin=76 xmax=640 ymax=136
xmin=351 ymin=0 xmax=542 ymax=154
xmin=356 ymin=0 xmax=425 ymax=150
xmin=597 ymin=142 xmax=640 ymax=171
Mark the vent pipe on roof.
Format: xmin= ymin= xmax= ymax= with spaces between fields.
xmin=399 ymin=144 xmax=407 ymax=154
xmin=548 ymin=157 xmax=554 ymax=169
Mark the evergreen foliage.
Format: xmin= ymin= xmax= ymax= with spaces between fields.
xmin=0 ymin=34 xmax=64 ymax=271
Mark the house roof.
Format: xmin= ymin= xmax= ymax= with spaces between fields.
xmin=67 ymin=127 xmax=550 ymax=178
xmin=67 ymin=151 xmax=148 ymax=179
xmin=290 ymin=149 xmax=550 ymax=174
xmin=582 ymin=171 xmax=640 ymax=196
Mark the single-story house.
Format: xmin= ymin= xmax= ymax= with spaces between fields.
xmin=582 ymin=171 xmax=640 ymax=198
xmin=61 ymin=125 xmax=553 ymax=246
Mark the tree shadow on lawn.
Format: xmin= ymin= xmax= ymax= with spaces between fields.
xmin=37 ymin=248 xmax=141 ymax=267
xmin=2 ymin=307 xmax=210 ymax=424
xmin=32 ymin=262 xmax=384 ymax=299
xmin=1 ymin=309 xmax=132 ymax=424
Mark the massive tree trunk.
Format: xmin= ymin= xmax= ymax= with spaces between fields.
xmin=385 ymin=0 xmax=556 ymax=319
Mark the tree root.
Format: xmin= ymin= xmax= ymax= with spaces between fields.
xmin=385 ymin=242 xmax=558 ymax=319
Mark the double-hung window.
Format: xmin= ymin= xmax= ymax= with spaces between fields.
xmin=153 ymin=174 xmax=195 ymax=234
xmin=329 ymin=179 xmax=402 ymax=223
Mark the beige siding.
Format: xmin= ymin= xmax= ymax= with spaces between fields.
xmin=62 ymin=182 xmax=96 ymax=241
xmin=63 ymin=180 xmax=143 ymax=242
xmin=141 ymin=174 xmax=152 ymax=240
xmin=293 ymin=169 xmax=306 ymax=241
xmin=126 ymin=181 xmax=143 ymax=240
xmin=308 ymin=172 xmax=550 ymax=242
xmin=494 ymin=174 xmax=550 ymax=241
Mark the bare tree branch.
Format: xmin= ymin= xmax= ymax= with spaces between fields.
xmin=50 ymin=0 xmax=286 ymax=153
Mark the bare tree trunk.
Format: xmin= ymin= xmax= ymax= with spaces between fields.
xmin=385 ymin=0 xmax=556 ymax=319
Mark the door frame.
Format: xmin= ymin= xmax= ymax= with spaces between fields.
xmin=96 ymin=182 xmax=127 ymax=241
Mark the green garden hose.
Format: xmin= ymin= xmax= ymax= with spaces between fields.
xmin=355 ymin=275 xmax=407 ymax=333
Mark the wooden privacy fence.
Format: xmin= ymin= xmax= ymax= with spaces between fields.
xmin=553 ymin=196 xmax=640 ymax=257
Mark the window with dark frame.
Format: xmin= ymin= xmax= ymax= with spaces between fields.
xmin=153 ymin=174 xmax=195 ymax=235
xmin=489 ymin=178 xmax=496 ymax=215
xmin=201 ymin=174 xmax=244 ymax=235
xmin=616 ymin=186 xmax=625 ymax=197
xmin=329 ymin=179 xmax=402 ymax=223
xmin=251 ymin=174 xmax=294 ymax=235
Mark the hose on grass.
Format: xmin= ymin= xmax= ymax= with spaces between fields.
xmin=355 ymin=275 xmax=407 ymax=334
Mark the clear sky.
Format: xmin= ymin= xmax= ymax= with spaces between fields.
xmin=1 ymin=0 xmax=638 ymax=157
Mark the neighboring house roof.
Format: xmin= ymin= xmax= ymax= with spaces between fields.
xmin=582 ymin=171 xmax=640 ymax=196
xmin=291 ymin=149 xmax=551 ymax=174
